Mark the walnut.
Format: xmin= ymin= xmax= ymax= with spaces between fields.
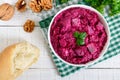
xmin=40 ymin=0 xmax=52 ymax=10
xmin=29 ymin=0 xmax=52 ymax=13
xmin=15 ymin=0 xmax=26 ymax=12
xmin=23 ymin=20 xmax=35 ymax=32
xmin=0 ymin=3 xmax=14 ymax=21
xmin=29 ymin=0 xmax=42 ymax=13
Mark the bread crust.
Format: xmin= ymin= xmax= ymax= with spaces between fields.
xmin=0 ymin=42 xmax=40 ymax=80
xmin=0 ymin=44 xmax=16 ymax=80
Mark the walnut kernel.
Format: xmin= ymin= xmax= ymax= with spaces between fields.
xmin=15 ymin=0 xmax=26 ymax=12
xmin=0 ymin=3 xmax=14 ymax=21
xmin=40 ymin=0 xmax=52 ymax=10
xmin=23 ymin=20 xmax=35 ymax=32
xmin=29 ymin=0 xmax=42 ymax=13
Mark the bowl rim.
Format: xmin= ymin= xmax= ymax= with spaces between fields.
xmin=48 ymin=4 xmax=110 ymax=67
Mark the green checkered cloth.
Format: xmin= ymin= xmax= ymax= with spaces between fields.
xmin=39 ymin=0 xmax=120 ymax=77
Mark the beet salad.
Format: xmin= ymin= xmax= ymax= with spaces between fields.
xmin=50 ymin=7 xmax=107 ymax=64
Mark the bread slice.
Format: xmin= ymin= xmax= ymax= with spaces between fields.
xmin=0 ymin=41 xmax=40 ymax=80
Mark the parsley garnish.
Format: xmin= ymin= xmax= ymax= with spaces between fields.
xmin=73 ymin=31 xmax=86 ymax=46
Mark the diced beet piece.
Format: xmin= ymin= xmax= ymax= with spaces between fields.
xmin=82 ymin=53 xmax=92 ymax=62
xmin=80 ymin=17 xmax=88 ymax=25
xmin=60 ymin=48 xmax=69 ymax=57
xmin=72 ymin=18 xmax=81 ymax=27
xmin=92 ymin=52 xmax=99 ymax=59
xmin=85 ymin=37 xmax=89 ymax=44
xmin=75 ymin=48 xmax=84 ymax=57
xmin=67 ymin=38 xmax=76 ymax=48
xmin=63 ymin=11 xmax=72 ymax=17
xmin=69 ymin=49 xmax=76 ymax=57
xmin=90 ymin=17 xmax=98 ymax=26
xmin=59 ymin=39 xmax=67 ymax=47
xmin=90 ymin=35 xmax=99 ymax=42
xmin=88 ymin=26 xmax=94 ymax=35
xmin=96 ymin=22 xmax=104 ymax=30
xmin=87 ymin=43 xmax=97 ymax=53
xmin=60 ymin=17 xmax=71 ymax=33
xmin=75 ymin=46 xmax=88 ymax=58
xmin=70 ymin=9 xmax=80 ymax=18
xmin=52 ymin=27 xmax=60 ymax=35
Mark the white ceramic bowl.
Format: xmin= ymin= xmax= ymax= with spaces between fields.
xmin=48 ymin=5 xmax=110 ymax=66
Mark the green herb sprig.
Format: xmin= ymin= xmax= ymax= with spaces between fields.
xmin=84 ymin=0 xmax=120 ymax=16
xmin=73 ymin=31 xmax=87 ymax=46
xmin=61 ymin=0 xmax=68 ymax=3
xmin=56 ymin=0 xmax=69 ymax=5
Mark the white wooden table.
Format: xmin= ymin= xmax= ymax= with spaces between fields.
xmin=1 ymin=0 xmax=120 ymax=80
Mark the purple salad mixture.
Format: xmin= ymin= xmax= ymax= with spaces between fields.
xmin=50 ymin=7 xmax=107 ymax=64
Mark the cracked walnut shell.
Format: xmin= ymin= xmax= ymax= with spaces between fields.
xmin=23 ymin=20 xmax=35 ymax=32
xmin=15 ymin=0 xmax=27 ymax=12
xmin=0 ymin=3 xmax=14 ymax=21
xmin=29 ymin=0 xmax=42 ymax=13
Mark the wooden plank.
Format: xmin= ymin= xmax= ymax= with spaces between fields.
xmin=17 ymin=68 xmax=120 ymax=80
xmin=98 ymin=69 xmax=114 ymax=80
xmin=0 ymin=0 xmax=16 ymax=5
xmin=84 ymin=69 xmax=99 ymax=80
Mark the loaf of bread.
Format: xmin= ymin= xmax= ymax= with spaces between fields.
xmin=0 ymin=41 xmax=40 ymax=80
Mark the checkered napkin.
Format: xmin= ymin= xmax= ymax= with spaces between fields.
xmin=39 ymin=0 xmax=120 ymax=77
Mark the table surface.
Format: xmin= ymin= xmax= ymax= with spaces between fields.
xmin=1 ymin=0 xmax=120 ymax=80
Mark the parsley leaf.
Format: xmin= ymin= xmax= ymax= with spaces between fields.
xmin=73 ymin=31 xmax=87 ymax=46
xmin=84 ymin=0 xmax=120 ymax=16
xmin=73 ymin=31 xmax=79 ymax=38
xmin=110 ymin=0 xmax=120 ymax=16
xmin=77 ymin=39 xmax=85 ymax=45
xmin=56 ymin=0 xmax=69 ymax=5
xmin=61 ymin=0 xmax=68 ymax=3
xmin=79 ymin=32 xmax=86 ymax=39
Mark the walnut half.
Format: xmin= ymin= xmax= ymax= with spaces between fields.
xmin=29 ymin=0 xmax=42 ymax=13
xmin=0 ymin=3 xmax=15 ymax=21
xmin=40 ymin=0 xmax=52 ymax=10
xmin=15 ymin=0 xmax=26 ymax=12
xmin=29 ymin=0 xmax=52 ymax=13
xmin=23 ymin=20 xmax=35 ymax=33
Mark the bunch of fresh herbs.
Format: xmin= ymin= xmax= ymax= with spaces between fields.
xmin=84 ymin=0 xmax=120 ymax=16
xmin=56 ymin=0 xmax=120 ymax=16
